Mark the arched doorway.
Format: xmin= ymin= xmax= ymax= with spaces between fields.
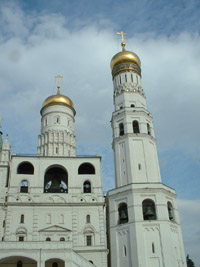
xmin=44 ymin=166 xmax=68 ymax=193
xmin=45 ymin=258 xmax=65 ymax=267
xmin=0 ymin=256 xmax=37 ymax=267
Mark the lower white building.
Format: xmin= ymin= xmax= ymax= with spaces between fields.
xmin=0 ymin=84 xmax=107 ymax=267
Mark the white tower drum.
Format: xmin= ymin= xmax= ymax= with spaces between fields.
xmin=107 ymin=33 xmax=186 ymax=267
xmin=38 ymin=76 xmax=76 ymax=157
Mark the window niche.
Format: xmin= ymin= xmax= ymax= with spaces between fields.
xmin=86 ymin=214 xmax=90 ymax=224
xmin=20 ymin=180 xmax=29 ymax=193
xmin=167 ymin=201 xmax=174 ymax=221
xmin=142 ymin=199 xmax=157 ymax=220
xmin=20 ymin=214 xmax=24 ymax=224
xmin=78 ymin=163 xmax=95 ymax=175
xmin=133 ymin=120 xmax=140 ymax=133
xmin=17 ymin=162 xmax=34 ymax=175
xmin=86 ymin=235 xmax=92 ymax=246
xmin=118 ymin=203 xmax=128 ymax=224
xmin=119 ymin=123 xmax=124 ymax=136
xmin=83 ymin=181 xmax=91 ymax=193
xmin=147 ymin=123 xmax=151 ymax=135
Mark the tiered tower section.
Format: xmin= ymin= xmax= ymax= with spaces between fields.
xmin=38 ymin=78 xmax=76 ymax=157
xmin=107 ymin=34 xmax=186 ymax=267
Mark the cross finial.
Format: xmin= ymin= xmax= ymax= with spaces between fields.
xmin=55 ymin=75 xmax=63 ymax=94
xmin=117 ymin=31 xmax=127 ymax=50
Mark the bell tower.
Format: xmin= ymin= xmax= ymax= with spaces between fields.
xmin=38 ymin=75 xmax=76 ymax=157
xmin=107 ymin=33 xmax=186 ymax=267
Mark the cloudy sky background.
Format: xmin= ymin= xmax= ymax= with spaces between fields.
xmin=0 ymin=0 xmax=200 ymax=264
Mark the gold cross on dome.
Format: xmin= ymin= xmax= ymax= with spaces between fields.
xmin=117 ymin=31 xmax=127 ymax=48
xmin=55 ymin=75 xmax=63 ymax=94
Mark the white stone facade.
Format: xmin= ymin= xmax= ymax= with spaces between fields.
xmin=0 ymin=97 xmax=107 ymax=267
xmin=107 ymin=50 xmax=186 ymax=267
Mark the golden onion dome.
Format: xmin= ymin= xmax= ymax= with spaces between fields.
xmin=110 ymin=47 xmax=141 ymax=71
xmin=42 ymin=94 xmax=74 ymax=109
xmin=42 ymin=75 xmax=74 ymax=111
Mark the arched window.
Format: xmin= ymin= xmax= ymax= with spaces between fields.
xmin=133 ymin=120 xmax=140 ymax=133
xmin=119 ymin=123 xmax=124 ymax=136
xmin=46 ymin=237 xmax=51 ymax=241
xmin=130 ymin=104 xmax=135 ymax=107
xmin=17 ymin=261 xmax=23 ymax=267
xmin=44 ymin=166 xmax=68 ymax=193
xmin=20 ymin=214 xmax=24 ymax=224
xmin=142 ymin=199 xmax=157 ymax=220
xmin=147 ymin=123 xmax=151 ymax=135
xmin=118 ymin=203 xmax=128 ymax=224
xmin=86 ymin=235 xmax=92 ymax=246
xmin=167 ymin=201 xmax=174 ymax=221
xmin=20 ymin=180 xmax=28 ymax=193
xmin=78 ymin=163 xmax=95 ymax=174
xmin=17 ymin=162 xmax=34 ymax=174
xmin=52 ymin=263 xmax=58 ymax=267
xmin=89 ymin=261 xmax=94 ymax=264
xmin=60 ymin=237 xmax=65 ymax=241
xmin=86 ymin=214 xmax=90 ymax=223
xmin=83 ymin=181 xmax=91 ymax=193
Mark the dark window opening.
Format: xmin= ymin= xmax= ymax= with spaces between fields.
xmin=130 ymin=104 xmax=135 ymax=107
xmin=138 ymin=164 xmax=141 ymax=170
xmin=123 ymin=245 xmax=127 ymax=257
xmin=17 ymin=162 xmax=34 ymax=174
xmin=52 ymin=263 xmax=58 ymax=267
xmin=86 ymin=235 xmax=92 ymax=246
xmin=20 ymin=214 xmax=24 ymax=223
xmin=44 ymin=167 xmax=68 ymax=193
xmin=119 ymin=123 xmax=124 ymax=136
xmin=167 ymin=202 xmax=174 ymax=220
xmin=60 ymin=237 xmax=65 ymax=241
xmin=86 ymin=214 xmax=90 ymax=223
xmin=19 ymin=236 xmax=24 ymax=242
xmin=133 ymin=120 xmax=140 ymax=133
xmin=83 ymin=181 xmax=91 ymax=193
xmin=89 ymin=261 xmax=94 ymax=264
xmin=46 ymin=237 xmax=51 ymax=241
xmin=142 ymin=199 xmax=157 ymax=220
xmin=152 ymin=242 xmax=155 ymax=253
xmin=78 ymin=163 xmax=95 ymax=174
xmin=20 ymin=180 xmax=28 ymax=193
xmin=125 ymin=74 xmax=127 ymax=82
xmin=17 ymin=261 xmax=23 ymax=267
xmin=147 ymin=123 xmax=151 ymax=135
xmin=118 ymin=203 xmax=128 ymax=224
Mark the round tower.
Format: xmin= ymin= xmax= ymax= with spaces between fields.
xmin=38 ymin=76 xmax=76 ymax=157
xmin=110 ymin=34 xmax=161 ymax=187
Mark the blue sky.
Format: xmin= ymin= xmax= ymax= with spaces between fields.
xmin=0 ymin=0 xmax=200 ymax=264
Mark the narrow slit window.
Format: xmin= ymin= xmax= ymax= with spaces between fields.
xmin=131 ymin=74 xmax=133 ymax=82
xmin=20 ymin=214 xmax=24 ymax=224
xmin=152 ymin=242 xmax=155 ymax=253
xmin=119 ymin=123 xmax=124 ymax=136
xmin=125 ymin=74 xmax=127 ymax=82
xmin=138 ymin=164 xmax=141 ymax=170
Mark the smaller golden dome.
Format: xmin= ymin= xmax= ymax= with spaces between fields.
xmin=110 ymin=48 xmax=141 ymax=71
xmin=42 ymin=94 xmax=74 ymax=109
